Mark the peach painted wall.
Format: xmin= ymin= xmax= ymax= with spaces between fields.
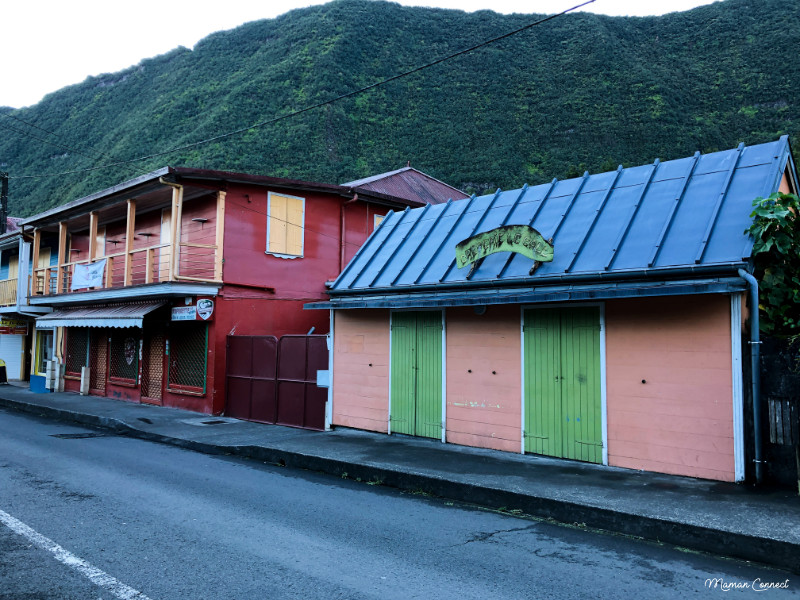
xmin=445 ymin=306 xmax=521 ymax=452
xmin=605 ymin=295 xmax=735 ymax=481
xmin=332 ymin=309 xmax=390 ymax=432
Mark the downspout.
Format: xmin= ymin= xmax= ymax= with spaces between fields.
xmin=340 ymin=194 xmax=358 ymax=273
xmin=738 ymin=268 xmax=763 ymax=484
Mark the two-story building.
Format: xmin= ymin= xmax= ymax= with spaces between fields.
xmin=21 ymin=166 xmax=465 ymax=419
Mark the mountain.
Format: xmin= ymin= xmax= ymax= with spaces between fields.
xmin=1 ymin=0 xmax=798 ymax=216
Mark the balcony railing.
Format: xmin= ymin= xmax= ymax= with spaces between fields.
xmin=31 ymin=240 xmax=219 ymax=296
xmin=0 ymin=278 xmax=18 ymax=306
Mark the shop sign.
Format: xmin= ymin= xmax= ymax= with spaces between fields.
xmin=0 ymin=318 xmax=28 ymax=335
xmin=171 ymin=306 xmax=197 ymax=321
xmin=456 ymin=225 xmax=554 ymax=270
xmin=197 ymin=299 xmax=214 ymax=320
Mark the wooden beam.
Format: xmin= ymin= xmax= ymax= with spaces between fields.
xmin=31 ymin=229 xmax=41 ymax=295
xmin=105 ymin=256 xmax=113 ymax=288
xmin=56 ymin=222 xmax=67 ymax=294
xmin=88 ymin=212 xmax=99 ymax=261
xmin=145 ymin=248 xmax=154 ymax=284
xmin=169 ymin=185 xmax=183 ymax=281
xmin=214 ymin=191 xmax=226 ymax=282
xmin=124 ymin=199 xmax=136 ymax=286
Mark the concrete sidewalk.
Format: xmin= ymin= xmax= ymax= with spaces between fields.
xmin=1 ymin=383 xmax=798 ymax=573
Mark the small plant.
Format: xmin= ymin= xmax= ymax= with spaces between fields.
xmin=747 ymin=192 xmax=800 ymax=335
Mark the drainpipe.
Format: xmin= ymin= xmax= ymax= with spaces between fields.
xmin=339 ymin=194 xmax=358 ymax=273
xmin=738 ymin=268 xmax=763 ymax=484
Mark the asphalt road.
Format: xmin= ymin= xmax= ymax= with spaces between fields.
xmin=0 ymin=408 xmax=796 ymax=600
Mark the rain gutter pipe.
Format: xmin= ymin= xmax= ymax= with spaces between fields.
xmin=738 ymin=268 xmax=764 ymax=484
xmin=329 ymin=262 xmax=748 ymax=297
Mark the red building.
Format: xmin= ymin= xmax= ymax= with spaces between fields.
xmin=21 ymin=166 xmax=463 ymax=419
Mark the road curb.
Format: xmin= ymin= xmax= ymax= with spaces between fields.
xmin=2 ymin=395 xmax=798 ymax=573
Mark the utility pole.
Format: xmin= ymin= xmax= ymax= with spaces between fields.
xmin=0 ymin=172 xmax=7 ymax=235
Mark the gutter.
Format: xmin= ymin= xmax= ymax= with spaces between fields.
xmin=738 ymin=268 xmax=764 ymax=484
xmin=328 ymin=262 xmax=748 ymax=297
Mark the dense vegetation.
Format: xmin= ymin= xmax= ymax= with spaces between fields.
xmin=748 ymin=193 xmax=800 ymax=335
xmin=1 ymin=0 xmax=798 ymax=216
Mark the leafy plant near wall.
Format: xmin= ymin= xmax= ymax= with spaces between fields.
xmin=747 ymin=192 xmax=800 ymax=335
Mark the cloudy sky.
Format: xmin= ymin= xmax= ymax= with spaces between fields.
xmin=2 ymin=0 xmax=720 ymax=108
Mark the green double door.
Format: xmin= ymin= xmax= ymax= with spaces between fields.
xmin=523 ymin=307 xmax=603 ymax=464
xmin=390 ymin=311 xmax=442 ymax=439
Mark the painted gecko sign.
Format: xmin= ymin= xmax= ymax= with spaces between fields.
xmin=456 ymin=225 xmax=554 ymax=269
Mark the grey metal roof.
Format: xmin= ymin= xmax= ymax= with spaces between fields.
xmin=327 ymin=137 xmax=794 ymax=299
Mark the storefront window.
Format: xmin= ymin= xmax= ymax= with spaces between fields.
xmin=35 ymin=329 xmax=54 ymax=375
xmin=109 ymin=329 xmax=140 ymax=384
xmin=168 ymin=323 xmax=208 ymax=394
xmin=64 ymin=328 xmax=90 ymax=376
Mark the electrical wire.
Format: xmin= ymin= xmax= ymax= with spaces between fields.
xmin=0 ymin=113 xmax=109 ymax=162
xmin=8 ymin=0 xmax=595 ymax=180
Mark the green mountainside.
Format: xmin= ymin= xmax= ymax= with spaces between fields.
xmin=1 ymin=0 xmax=798 ymax=216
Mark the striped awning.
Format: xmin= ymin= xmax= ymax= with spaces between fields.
xmin=35 ymin=302 xmax=166 ymax=329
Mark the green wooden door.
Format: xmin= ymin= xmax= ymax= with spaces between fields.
xmin=390 ymin=311 xmax=442 ymax=439
xmin=524 ymin=307 xmax=602 ymax=463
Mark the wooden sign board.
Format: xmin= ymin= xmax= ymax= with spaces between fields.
xmin=456 ymin=225 xmax=554 ymax=269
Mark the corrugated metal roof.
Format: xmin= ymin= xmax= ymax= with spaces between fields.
xmin=329 ymin=137 xmax=794 ymax=297
xmin=343 ymin=167 xmax=469 ymax=205
xmin=36 ymin=301 xmax=166 ymax=328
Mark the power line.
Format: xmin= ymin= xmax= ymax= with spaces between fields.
xmin=0 ymin=113 xmax=109 ymax=162
xmin=9 ymin=0 xmax=595 ymax=180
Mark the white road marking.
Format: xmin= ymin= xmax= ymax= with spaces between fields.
xmin=0 ymin=508 xmax=152 ymax=600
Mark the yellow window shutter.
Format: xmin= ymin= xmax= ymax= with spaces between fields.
xmin=285 ymin=196 xmax=304 ymax=256
xmin=38 ymin=248 xmax=51 ymax=268
xmin=8 ymin=255 xmax=19 ymax=278
xmin=268 ymin=194 xmax=288 ymax=254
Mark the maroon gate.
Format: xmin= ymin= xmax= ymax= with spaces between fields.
xmin=225 ymin=334 xmax=328 ymax=430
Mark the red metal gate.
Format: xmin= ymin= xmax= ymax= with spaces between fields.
xmin=225 ymin=334 xmax=328 ymax=430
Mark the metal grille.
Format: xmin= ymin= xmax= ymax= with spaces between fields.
xmin=141 ymin=332 xmax=165 ymax=401
xmin=169 ymin=324 xmax=207 ymax=392
xmin=109 ymin=330 xmax=139 ymax=382
xmin=89 ymin=330 xmax=107 ymax=391
xmin=64 ymin=328 xmax=89 ymax=375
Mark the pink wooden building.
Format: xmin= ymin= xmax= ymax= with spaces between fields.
xmin=309 ymin=137 xmax=799 ymax=482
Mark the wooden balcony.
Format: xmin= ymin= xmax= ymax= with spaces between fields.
xmin=0 ymin=278 xmax=17 ymax=306
xmin=29 ymin=187 xmax=225 ymax=297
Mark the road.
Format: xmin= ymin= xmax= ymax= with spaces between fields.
xmin=0 ymin=408 xmax=796 ymax=599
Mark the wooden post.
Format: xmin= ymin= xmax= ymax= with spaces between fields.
xmin=214 ymin=191 xmax=226 ymax=281
xmin=56 ymin=222 xmax=67 ymax=294
xmin=88 ymin=212 xmax=98 ymax=261
xmin=124 ymin=199 xmax=136 ymax=286
xmin=169 ymin=185 xmax=183 ymax=281
xmin=31 ymin=229 xmax=41 ymax=295
xmin=145 ymin=248 xmax=154 ymax=284
xmin=105 ymin=256 xmax=113 ymax=288
xmin=43 ymin=268 xmax=51 ymax=295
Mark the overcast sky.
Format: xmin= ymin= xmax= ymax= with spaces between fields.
xmin=2 ymin=0 xmax=719 ymax=108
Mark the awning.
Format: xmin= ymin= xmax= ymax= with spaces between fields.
xmin=35 ymin=302 xmax=166 ymax=329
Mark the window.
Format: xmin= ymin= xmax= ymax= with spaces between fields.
xmin=34 ymin=329 xmax=54 ymax=375
xmin=267 ymin=192 xmax=304 ymax=258
xmin=374 ymin=214 xmax=386 ymax=230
